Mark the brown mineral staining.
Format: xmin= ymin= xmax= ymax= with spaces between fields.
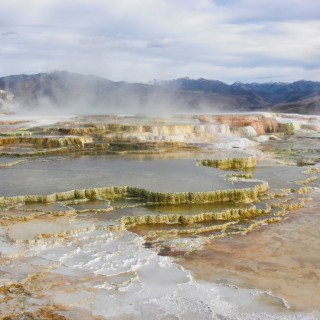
xmin=199 ymin=114 xmax=283 ymax=135
xmin=0 ymin=281 xmax=67 ymax=320
xmin=0 ymin=121 xmax=29 ymax=126
xmin=1 ymin=309 xmax=67 ymax=320
xmin=0 ymin=283 xmax=29 ymax=300
xmin=179 ymin=191 xmax=320 ymax=311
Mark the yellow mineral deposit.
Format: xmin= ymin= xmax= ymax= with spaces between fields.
xmin=0 ymin=181 xmax=268 ymax=206
xmin=199 ymin=156 xmax=257 ymax=170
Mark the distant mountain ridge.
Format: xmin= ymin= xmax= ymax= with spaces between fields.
xmin=0 ymin=71 xmax=319 ymax=114
xmin=156 ymin=77 xmax=320 ymax=106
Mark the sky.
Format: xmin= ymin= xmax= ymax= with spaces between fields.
xmin=0 ymin=0 xmax=320 ymax=83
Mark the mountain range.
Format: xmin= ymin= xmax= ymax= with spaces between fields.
xmin=0 ymin=71 xmax=319 ymax=114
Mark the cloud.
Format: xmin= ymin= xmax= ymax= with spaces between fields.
xmin=147 ymin=37 xmax=179 ymax=48
xmin=1 ymin=31 xmax=17 ymax=36
xmin=212 ymin=0 xmax=320 ymax=22
xmin=0 ymin=0 xmax=319 ymax=83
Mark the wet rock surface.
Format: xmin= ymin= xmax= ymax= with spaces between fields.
xmin=0 ymin=113 xmax=319 ymax=319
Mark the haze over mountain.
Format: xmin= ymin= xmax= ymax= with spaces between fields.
xmin=0 ymin=71 xmax=319 ymax=115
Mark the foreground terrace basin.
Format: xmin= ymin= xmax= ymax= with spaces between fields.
xmin=0 ymin=113 xmax=319 ymax=320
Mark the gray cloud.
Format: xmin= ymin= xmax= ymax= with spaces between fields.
xmin=1 ymin=31 xmax=17 ymax=36
xmin=0 ymin=0 xmax=319 ymax=83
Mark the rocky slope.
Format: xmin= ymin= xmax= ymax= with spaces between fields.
xmin=270 ymin=94 xmax=320 ymax=114
xmin=0 ymin=90 xmax=14 ymax=113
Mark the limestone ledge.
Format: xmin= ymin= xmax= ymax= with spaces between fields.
xmin=226 ymin=173 xmax=253 ymax=181
xmin=44 ymin=123 xmax=231 ymax=138
xmin=0 ymin=146 xmax=83 ymax=157
xmin=0 ymin=182 xmax=269 ymax=207
xmin=44 ymin=114 xmax=293 ymax=139
xmin=0 ymin=130 xmax=33 ymax=136
xmin=304 ymin=167 xmax=320 ymax=174
xmin=0 ymin=210 xmax=76 ymax=221
xmin=0 ymin=136 xmax=92 ymax=148
xmin=146 ymin=221 xmax=237 ymax=237
xmin=0 ymin=160 xmax=27 ymax=168
xmin=199 ymin=156 xmax=257 ymax=170
xmin=13 ymin=224 xmax=123 ymax=245
xmin=10 ymin=206 xmax=271 ymax=245
xmin=6 ymin=195 xmax=307 ymax=247
xmin=61 ymin=198 xmax=93 ymax=205
xmin=295 ymin=176 xmax=318 ymax=185
xmin=238 ymin=217 xmax=283 ymax=235
xmin=259 ymin=185 xmax=309 ymax=202
xmin=121 ymin=205 xmax=271 ymax=227
xmin=277 ymin=202 xmax=306 ymax=211
xmin=144 ymin=216 xmax=284 ymax=253
xmin=133 ymin=196 xmax=310 ymax=246
xmin=0 ymin=143 xmax=199 ymax=157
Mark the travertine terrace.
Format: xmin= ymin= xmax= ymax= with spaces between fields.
xmin=0 ymin=112 xmax=319 ymax=319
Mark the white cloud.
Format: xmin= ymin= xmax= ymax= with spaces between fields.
xmin=0 ymin=0 xmax=319 ymax=82
xmin=147 ymin=37 xmax=179 ymax=48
